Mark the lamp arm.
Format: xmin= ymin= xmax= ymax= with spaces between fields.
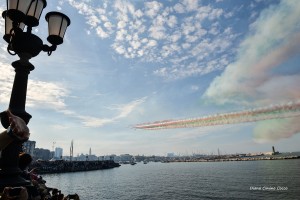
xmin=42 ymin=44 xmax=57 ymax=56
xmin=6 ymin=25 xmax=24 ymax=56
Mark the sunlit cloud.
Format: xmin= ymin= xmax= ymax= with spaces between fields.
xmin=27 ymin=80 xmax=69 ymax=109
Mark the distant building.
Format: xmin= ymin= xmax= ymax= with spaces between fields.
xmin=54 ymin=147 xmax=63 ymax=159
xmin=119 ymin=154 xmax=133 ymax=162
xmin=23 ymin=140 xmax=36 ymax=157
xmin=102 ymin=154 xmax=118 ymax=162
xmin=167 ymin=153 xmax=175 ymax=157
xmin=50 ymin=151 xmax=54 ymax=159
xmin=88 ymin=154 xmax=98 ymax=161
xmin=34 ymin=148 xmax=51 ymax=161
xmin=272 ymin=146 xmax=279 ymax=155
xmin=75 ymin=153 xmax=89 ymax=161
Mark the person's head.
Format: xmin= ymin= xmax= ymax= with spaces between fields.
xmin=52 ymin=188 xmax=58 ymax=196
xmin=19 ymin=153 xmax=33 ymax=170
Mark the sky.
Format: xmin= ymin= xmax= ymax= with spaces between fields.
xmin=0 ymin=0 xmax=300 ymax=156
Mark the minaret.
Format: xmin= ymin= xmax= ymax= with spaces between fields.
xmin=89 ymin=147 xmax=91 ymax=156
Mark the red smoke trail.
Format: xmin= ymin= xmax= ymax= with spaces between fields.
xmin=134 ymin=101 xmax=300 ymax=130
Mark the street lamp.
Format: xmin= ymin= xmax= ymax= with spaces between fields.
xmin=0 ymin=0 xmax=70 ymax=189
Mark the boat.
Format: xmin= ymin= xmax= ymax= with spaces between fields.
xmin=130 ymin=157 xmax=137 ymax=165
xmin=130 ymin=161 xmax=137 ymax=165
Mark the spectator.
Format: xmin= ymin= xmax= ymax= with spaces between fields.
xmin=0 ymin=110 xmax=30 ymax=151
xmin=0 ymin=187 xmax=28 ymax=200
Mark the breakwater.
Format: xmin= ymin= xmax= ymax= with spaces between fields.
xmin=162 ymin=155 xmax=300 ymax=163
xmin=30 ymin=160 xmax=120 ymax=174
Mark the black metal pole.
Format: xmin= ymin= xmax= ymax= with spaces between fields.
xmin=0 ymin=60 xmax=34 ymax=189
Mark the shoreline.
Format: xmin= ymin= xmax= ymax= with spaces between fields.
xmin=162 ymin=155 xmax=300 ymax=163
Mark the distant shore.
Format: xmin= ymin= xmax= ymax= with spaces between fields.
xmin=161 ymin=155 xmax=300 ymax=163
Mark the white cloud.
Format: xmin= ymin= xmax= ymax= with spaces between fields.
xmin=115 ymin=29 xmax=126 ymax=41
xmin=68 ymin=0 xmax=95 ymax=16
xmin=169 ymin=31 xmax=181 ymax=42
xmin=104 ymin=21 xmax=114 ymax=29
xmin=100 ymin=15 xmax=109 ymax=22
xmin=182 ymin=0 xmax=198 ymax=12
xmin=174 ymin=3 xmax=185 ymax=13
xmin=147 ymin=40 xmax=157 ymax=47
xmin=182 ymin=43 xmax=191 ymax=49
xmin=0 ymin=59 xmax=70 ymax=111
xmin=27 ymin=80 xmax=69 ymax=109
xmin=208 ymin=8 xmax=223 ymax=20
xmin=80 ymin=117 xmax=114 ymax=127
xmin=86 ymin=15 xmax=100 ymax=28
xmin=67 ymin=0 xmax=235 ymax=79
xmin=145 ymin=1 xmax=163 ymax=18
xmin=130 ymin=40 xmax=141 ymax=50
xmin=166 ymin=15 xmax=177 ymax=28
xmin=0 ymin=61 xmax=14 ymax=105
xmin=149 ymin=24 xmax=166 ymax=40
xmin=135 ymin=9 xmax=143 ymax=18
xmin=117 ymin=21 xmax=127 ymax=29
xmin=96 ymin=26 xmax=109 ymax=38
xmin=112 ymin=43 xmax=125 ymax=55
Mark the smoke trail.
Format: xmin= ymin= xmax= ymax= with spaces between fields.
xmin=134 ymin=101 xmax=300 ymax=130
xmin=253 ymin=117 xmax=300 ymax=143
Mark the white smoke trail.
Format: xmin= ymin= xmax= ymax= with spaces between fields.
xmin=134 ymin=101 xmax=300 ymax=130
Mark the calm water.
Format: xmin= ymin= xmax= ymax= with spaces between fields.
xmin=43 ymin=159 xmax=300 ymax=200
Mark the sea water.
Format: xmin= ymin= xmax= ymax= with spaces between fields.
xmin=43 ymin=159 xmax=300 ymax=200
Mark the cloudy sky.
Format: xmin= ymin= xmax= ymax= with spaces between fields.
xmin=0 ymin=0 xmax=299 ymax=156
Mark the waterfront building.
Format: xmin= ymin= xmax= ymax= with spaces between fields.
xmin=55 ymin=147 xmax=63 ymax=159
xmin=103 ymin=154 xmax=118 ymax=162
xmin=75 ymin=153 xmax=89 ymax=161
xmin=88 ymin=154 xmax=98 ymax=161
xmin=34 ymin=148 xmax=51 ymax=161
xmin=119 ymin=154 xmax=134 ymax=163
xmin=50 ymin=151 xmax=54 ymax=159
xmin=23 ymin=140 xmax=36 ymax=157
xmin=167 ymin=153 xmax=175 ymax=157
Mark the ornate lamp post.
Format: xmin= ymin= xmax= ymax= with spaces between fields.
xmin=0 ymin=0 xmax=70 ymax=188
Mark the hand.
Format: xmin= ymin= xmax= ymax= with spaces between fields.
xmin=7 ymin=110 xmax=30 ymax=141
xmin=29 ymin=168 xmax=37 ymax=175
xmin=18 ymin=187 xmax=29 ymax=200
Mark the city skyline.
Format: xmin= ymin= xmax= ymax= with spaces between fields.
xmin=0 ymin=0 xmax=300 ymax=156
xmin=28 ymin=140 xmax=287 ymax=157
